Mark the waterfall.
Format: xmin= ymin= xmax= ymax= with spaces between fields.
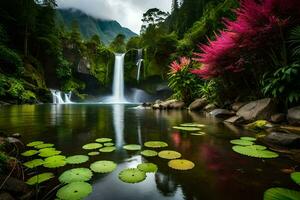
xmin=50 ymin=89 xmax=72 ymax=104
xmin=136 ymin=49 xmax=143 ymax=82
xmin=65 ymin=92 xmax=72 ymax=104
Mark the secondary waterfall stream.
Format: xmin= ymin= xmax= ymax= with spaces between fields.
xmin=136 ymin=49 xmax=143 ymax=82
xmin=50 ymin=89 xmax=72 ymax=104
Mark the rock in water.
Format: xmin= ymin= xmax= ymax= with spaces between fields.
xmin=188 ymin=98 xmax=208 ymax=111
xmin=237 ymin=98 xmax=276 ymax=121
xmin=265 ymin=132 xmax=300 ymax=148
xmin=225 ymin=116 xmax=245 ymax=124
xmin=210 ymin=109 xmax=235 ymax=118
xmin=231 ymin=102 xmax=247 ymax=112
xmin=288 ymin=106 xmax=300 ymax=125
xmin=271 ymin=113 xmax=286 ymax=124
xmin=170 ymin=101 xmax=185 ymax=109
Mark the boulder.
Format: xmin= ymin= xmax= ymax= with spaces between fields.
xmin=224 ymin=116 xmax=246 ymax=124
xmin=204 ymin=104 xmax=217 ymax=112
xmin=170 ymin=101 xmax=185 ymax=109
xmin=142 ymin=102 xmax=152 ymax=107
xmin=188 ymin=98 xmax=208 ymax=111
xmin=159 ymin=99 xmax=177 ymax=110
xmin=265 ymin=132 xmax=300 ymax=148
xmin=236 ymin=98 xmax=276 ymax=121
xmin=231 ymin=102 xmax=247 ymax=112
xmin=271 ymin=113 xmax=286 ymax=124
xmin=209 ymin=109 xmax=235 ymax=118
xmin=152 ymin=103 xmax=160 ymax=110
xmin=287 ymin=106 xmax=300 ymax=125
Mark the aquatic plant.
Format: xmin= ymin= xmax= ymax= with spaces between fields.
xmin=158 ymin=150 xmax=182 ymax=160
xmin=123 ymin=144 xmax=142 ymax=151
xmin=39 ymin=149 xmax=61 ymax=157
xmin=173 ymin=126 xmax=201 ymax=131
xmin=82 ymin=143 xmax=103 ymax=150
xmin=291 ymin=172 xmax=300 ymax=186
xmin=230 ymin=139 xmax=254 ymax=146
xmin=264 ymin=187 xmax=300 ymax=200
xmin=90 ymin=160 xmax=117 ymax=173
xmin=99 ymin=147 xmax=116 ymax=153
xmin=21 ymin=150 xmax=38 ymax=157
xmin=190 ymin=132 xmax=206 ymax=136
xmin=104 ymin=142 xmax=115 ymax=147
xmin=26 ymin=141 xmax=44 ymax=147
xmin=23 ymin=159 xmax=44 ymax=168
xmin=59 ymin=168 xmax=93 ymax=184
xmin=180 ymin=123 xmax=206 ymax=127
xmin=88 ymin=152 xmax=100 ymax=156
xmin=232 ymin=145 xmax=279 ymax=158
xmin=137 ymin=163 xmax=158 ymax=173
xmin=56 ymin=182 xmax=93 ymax=200
xmin=118 ymin=168 xmax=146 ymax=184
xmin=66 ymin=155 xmax=89 ymax=164
xmin=240 ymin=137 xmax=256 ymax=141
xmin=26 ymin=172 xmax=54 ymax=185
xmin=140 ymin=150 xmax=158 ymax=157
xmin=43 ymin=155 xmax=67 ymax=168
xmin=95 ymin=138 xmax=112 ymax=143
xmin=168 ymin=159 xmax=195 ymax=170
xmin=34 ymin=143 xmax=54 ymax=149
xmin=144 ymin=141 xmax=168 ymax=148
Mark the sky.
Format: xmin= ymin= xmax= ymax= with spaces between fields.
xmin=57 ymin=0 xmax=172 ymax=33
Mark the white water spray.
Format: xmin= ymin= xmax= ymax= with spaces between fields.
xmin=50 ymin=89 xmax=73 ymax=104
xmin=136 ymin=49 xmax=143 ymax=82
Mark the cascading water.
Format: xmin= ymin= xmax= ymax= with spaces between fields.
xmin=64 ymin=92 xmax=72 ymax=104
xmin=50 ymin=89 xmax=72 ymax=104
xmin=136 ymin=49 xmax=143 ymax=82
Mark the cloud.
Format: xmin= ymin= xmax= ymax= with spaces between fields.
xmin=57 ymin=0 xmax=172 ymax=33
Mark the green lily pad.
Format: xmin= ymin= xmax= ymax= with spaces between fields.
xmin=26 ymin=141 xmax=44 ymax=147
xmin=43 ymin=155 xmax=66 ymax=168
xmin=90 ymin=160 xmax=117 ymax=173
xmin=82 ymin=143 xmax=103 ymax=150
xmin=104 ymin=142 xmax=115 ymax=147
xmin=240 ymin=137 xmax=257 ymax=141
xmin=168 ymin=159 xmax=195 ymax=170
xmin=250 ymin=145 xmax=267 ymax=150
xmin=119 ymin=168 xmax=146 ymax=184
xmin=180 ymin=123 xmax=206 ymax=127
xmin=291 ymin=172 xmax=300 ymax=186
xmin=190 ymin=132 xmax=206 ymax=136
xmin=173 ymin=126 xmax=201 ymax=131
xmin=232 ymin=145 xmax=279 ymax=158
xmin=23 ymin=159 xmax=44 ymax=168
xmin=66 ymin=155 xmax=89 ymax=164
xmin=137 ymin=163 xmax=158 ymax=173
xmin=95 ymin=138 xmax=112 ymax=143
xmin=39 ymin=148 xmax=56 ymax=152
xmin=21 ymin=150 xmax=38 ymax=157
xmin=26 ymin=172 xmax=54 ymax=185
xmin=59 ymin=168 xmax=93 ymax=184
xmin=158 ymin=150 xmax=181 ymax=160
xmin=144 ymin=141 xmax=168 ymax=148
xmin=99 ymin=146 xmax=116 ymax=153
xmin=123 ymin=144 xmax=141 ymax=151
xmin=56 ymin=182 xmax=92 ymax=200
xmin=34 ymin=143 xmax=54 ymax=149
xmin=39 ymin=150 xmax=61 ymax=157
xmin=230 ymin=139 xmax=254 ymax=146
xmin=140 ymin=150 xmax=158 ymax=157
xmin=264 ymin=187 xmax=300 ymax=200
xmin=88 ymin=152 xmax=100 ymax=156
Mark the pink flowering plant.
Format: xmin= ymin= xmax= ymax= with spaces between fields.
xmin=168 ymin=57 xmax=202 ymax=103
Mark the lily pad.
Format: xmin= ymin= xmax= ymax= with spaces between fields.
xmin=291 ymin=172 xmax=300 ymax=186
xmin=119 ymin=168 xmax=146 ymax=184
xmin=26 ymin=141 xmax=44 ymax=147
xmin=144 ymin=141 xmax=168 ymax=148
xmin=104 ymin=142 xmax=115 ymax=147
xmin=123 ymin=144 xmax=141 ymax=151
xmin=168 ymin=159 xmax=195 ymax=170
xmin=173 ymin=126 xmax=201 ymax=131
xmin=59 ymin=168 xmax=93 ymax=184
xmin=39 ymin=150 xmax=61 ymax=157
xmin=34 ymin=143 xmax=54 ymax=149
xmin=180 ymin=123 xmax=206 ymax=127
xmin=140 ymin=150 xmax=158 ymax=157
xmin=250 ymin=145 xmax=267 ymax=150
xmin=56 ymin=182 xmax=92 ymax=200
xmin=66 ymin=155 xmax=89 ymax=164
xmin=88 ymin=152 xmax=100 ymax=156
xmin=95 ymin=138 xmax=112 ymax=143
xmin=137 ymin=163 xmax=158 ymax=173
xmin=99 ymin=146 xmax=116 ymax=153
xmin=190 ymin=132 xmax=206 ymax=136
xmin=240 ymin=137 xmax=257 ymax=141
xmin=82 ymin=143 xmax=102 ymax=150
xmin=230 ymin=139 xmax=254 ymax=146
xmin=158 ymin=150 xmax=181 ymax=160
xmin=90 ymin=160 xmax=117 ymax=173
xmin=43 ymin=155 xmax=66 ymax=168
xmin=23 ymin=159 xmax=44 ymax=168
xmin=232 ymin=145 xmax=279 ymax=158
xmin=264 ymin=187 xmax=300 ymax=200
xmin=39 ymin=148 xmax=56 ymax=152
xmin=26 ymin=172 xmax=54 ymax=185
xmin=21 ymin=150 xmax=38 ymax=157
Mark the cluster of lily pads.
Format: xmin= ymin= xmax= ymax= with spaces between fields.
xmin=173 ymin=123 xmax=207 ymax=136
xmin=230 ymin=137 xmax=279 ymax=158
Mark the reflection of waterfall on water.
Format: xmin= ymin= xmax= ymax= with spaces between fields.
xmin=136 ymin=49 xmax=143 ymax=82
xmin=113 ymin=104 xmax=125 ymax=147
xmin=50 ymin=89 xmax=72 ymax=104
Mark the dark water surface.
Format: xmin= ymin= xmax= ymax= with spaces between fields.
xmin=0 ymin=104 xmax=297 ymax=200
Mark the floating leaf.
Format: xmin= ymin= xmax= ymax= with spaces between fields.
xmin=104 ymin=142 xmax=115 ymax=147
xmin=180 ymin=123 xmax=206 ymax=127
xmin=39 ymin=148 xmax=56 ymax=152
xmin=21 ymin=150 xmax=38 ymax=157
xmin=144 ymin=141 xmax=168 ymax=148
xmin=59 ymin=168 xmax=93 ymax=184
xmin=158 ymin=150 xmax=181 ymax=160
xmin=168 ymin=159 xmax=195 ymax=170
xmin=39 ymin=150 xmax=61 ymax=157
xmin=173 ymin=126 xmax=201 ymax=131
xmin=240 ymin=137 xmax=257 ymax=141
xmin=291 ymin=172 xmax=300 ymax=186
xmin=43 ymin=155 xmax=66 ymax=168
xmin=23 ymin=159 xmax=44 ymax=168
xmin=232 ymin=145 xmax=279 ymax=158
xmin=251 ymin=145 xmax=267 ymax=150
xmin=26 ymin=141 xmax=44 ymax=147
xmin=56 ymin=182 xmax=92 ymax=200
xmin=123 ymin=144 xmax=141 ymax=151
xmin=90 ymin=160 xmax=117 ymax=173
xmin=66 ymin=155 xmax=89 ymax=164
xmin=140 ymin=150 xmax=158 ymax=157
xmin=99 ymin=147 xmax=116 ymax=153
xmin=119 ymin=168 xmax=146 ymax=184
xmin=26 ymin=172 xmax=54 ymax=185
xmin=190 ymin=132 xmax=206 ymax=136
xmin=35 ymin=143 xmax=54 ymax=149
xmin=230 ymin=139 xmax=254 ymax=146
xmin=95 ymin=138 xmax=112 ymax=143
xmin=88 ymin=152 xmax=100 ymax=156
xmin=264 ymin=187 xmax=300 ymax=200
xmin=82 ymin=143 xmax=102 ymax=150
xmin=137 ymin=163 xmax=158 ymax=173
